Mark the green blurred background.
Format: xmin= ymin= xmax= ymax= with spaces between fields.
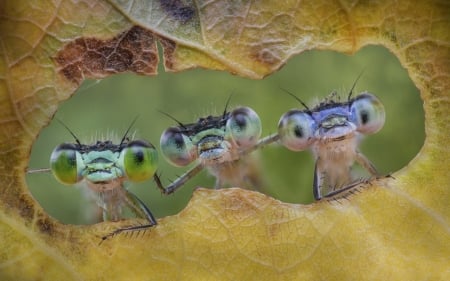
xmin=27 ymin=46 xmax=424 ymax=224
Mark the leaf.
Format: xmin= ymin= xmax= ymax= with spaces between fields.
xmin=1 ymin=0 xmax=449 ymax=280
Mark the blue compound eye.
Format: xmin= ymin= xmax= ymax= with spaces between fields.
xmin=122 ymin=140 xmax=158 ymax=183
xmin=160 ymin=127 xmax=196 ymax=167
xmin=226 ymin=107 xmax=262 ymax=149
xmin=50 ymin=143 xmax=81 ymax=185
xmin=350 ymin=93 xmax=385 ymax=134
xmin=278 ymin=110 xmax=315 ymax=151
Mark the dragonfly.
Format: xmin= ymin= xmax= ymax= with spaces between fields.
xmin=158 ymin=104 xmax=278 ymax=195
xmin=27 ymin=119 xmax=161 ymax=239
xmin=277 ymin=85 xmax=385 ymax=200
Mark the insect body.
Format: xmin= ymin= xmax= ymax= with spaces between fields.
xmin=29 ymin=121 xmax=161 ymax=239
xmin=278 ymin=91 xmax=385 ymax=200
xmin=158 ymin=106 xmax=264 ymax=194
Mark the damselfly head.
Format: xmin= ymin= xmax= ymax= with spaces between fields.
xmin=49 ymin=119 xmax=158 ymax=187
xmin=160 ymin=106 xmax=261 ymax=166
xmin=278 ymin=91 xmax=385 ymax=150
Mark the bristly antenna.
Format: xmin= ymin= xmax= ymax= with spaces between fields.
xmin=223 ymin=92 xmax=234 ymax=118
xmin=279 ymin=87 xmax=311 ymax=112
xmin=347 ymin=69 xmax=366 ymax=101
xmin=120 ymin=115 xmax=139 ymax=145
xmin=56 ymin=118 xmax=82 ymax=146
xmin=158 ymin=110 xmax=188 ymax=130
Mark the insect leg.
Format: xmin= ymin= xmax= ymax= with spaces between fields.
xmin=323 ymin=180 xmax=362 ymax=199
xmin=214 ymin=178 xmax=223 ymax=189
xmin=161 ymin=163 xmax=204 ymax=195
xmin=355 ymin=151 xmax=379 ymax=176
xmin=125 ymin=190 xmax=157 ymax=225
xmin=313 ymin=160 xmax=322 ymax=201
xmin=26 ymin=168 xmax=52 ymax=174
xmin=101 ymin=190 xmax=157 ymax=241
xmin=153 ymin=172 xmax=166 ymax=194
xmin=241 ymin=133 xmax=280 ymax=156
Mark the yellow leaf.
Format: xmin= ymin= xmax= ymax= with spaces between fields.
xmin=1 ymin=0 xmax=449 ymax=280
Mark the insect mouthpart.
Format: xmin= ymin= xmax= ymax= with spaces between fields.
xmin=320 ymin=114 xmax=348 ymax=129
xmin=316 ymin=115 xmax=356 ymax=141
xmin=88 ymin=157 xmax=114 ymax=164
xmin=197 ymin=135 xmax=230 ymax=163
xmin=87 ymin=167 xmax=114 ymax=175
xmin=331 ymin=135 xmax=347 ymax=141
xmin=84 ymin=160 xmax=123 ymax=183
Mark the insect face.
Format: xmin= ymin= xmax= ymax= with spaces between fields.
xmin=51 ymin=139 xmax=158 ymax=190
xmin=158 ymin=106 xmax=263 ymax=193
xmin=160 ymin=106 xmax=262 ymax=167
xmin=277 ymin=91 xmax=385 ymax=200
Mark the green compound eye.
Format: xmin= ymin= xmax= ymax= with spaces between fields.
xmin=50 ymin=143 xmax=81 ymax=185
xmin=350 ymin=93 xmax=385 ymax=135
xmin=160 ymin=127 xmax=196 ymax=167
xmin=226 ymin=107 xmax=262 ymax=149
xmin=122 ymin=140 xmax=158 ymax=183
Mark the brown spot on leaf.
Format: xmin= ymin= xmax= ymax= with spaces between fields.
xmin=250 ymin=47 xmax=282 ymax=67
xmin=18 ymin=194 xmax=35 ymax=222
xmin=55 ymin=26 xmax=159 ymax=84
xmin=37 ymin=216 xmax=56 ymax=235
xmin=159 ymin=37 xmax=177 ymax=70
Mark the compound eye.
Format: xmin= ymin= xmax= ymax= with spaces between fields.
xmin=278 ymin=110 xmax=315 ymax=151
xmin=50 ymin=143 xmax=81 ymax=185
xmin=160 ymin=127 xmax=195 ymax=166
xmin=122 ymin=140 xmax=158 ymax=182
xmin=226 ymin=107 xmax=262 ymax=148
xmin=350 ymin=93 xmax=385 ymax=134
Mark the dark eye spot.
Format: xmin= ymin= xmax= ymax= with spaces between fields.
xmin=294 ymin=126 xmax=303 ymax=138
xmin=134 ymin=150 xmax=144 ymax=163
xmin=234 ymin=113 xmax=247 ymax=129
xmin=360 ymin=110 xmax=369 ymax=124
xmin=173 ymin=133 xmax=185 ymax=149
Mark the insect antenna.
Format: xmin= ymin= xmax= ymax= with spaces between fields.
xmin=56 ymin=118 xmax=82 ymax=146
xmin=222 ymin=92 xmax=234 ymax=118
xmin=279 ymin=87 xmax=311 ymax=113
xmin=120 ymin=115 xmax=139 ymax=146
xmin=158 ymin=110 xmax=188 ymax=130
xmin=347 ymin=69 xmax=365 ymax=101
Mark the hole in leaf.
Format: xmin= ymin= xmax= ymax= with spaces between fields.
xmin=27 ymin=45 xmax=424 ymax=224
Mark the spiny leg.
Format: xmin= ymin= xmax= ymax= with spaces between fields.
xmin=126 ymin=190 xmax=157 ymax=224
xmin=322 ymin=152 xmax=380 ymax=200
xmin=355 ymin=150 xmax=379 ymax=176
xmin=323 ymin=180 xmax=362 ymax=199
xmin=101 ymin=190 xmax=157 ymax=241
xmin=157 ymin=163 xmax=204 ymax=195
